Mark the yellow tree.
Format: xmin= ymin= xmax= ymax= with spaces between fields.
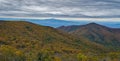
xmin=77 ymin=53 xmax=88 ymax=61
xmin=54 ymin=56 xmax=61 ymax=61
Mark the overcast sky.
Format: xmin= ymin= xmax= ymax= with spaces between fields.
xmin=0 ymin=0 xmax=120 ymax=20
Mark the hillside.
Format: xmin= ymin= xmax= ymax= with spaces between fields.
xmin=58 ymin=23 xmax=120 ymax=51
xmin=0 ymin=21 xmax=113 ymax=61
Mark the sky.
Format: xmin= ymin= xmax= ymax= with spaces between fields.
xmin=0 ymin=0 xmax=120 ymax=21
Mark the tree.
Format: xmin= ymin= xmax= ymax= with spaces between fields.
xmin=37 ymin=51 xmax=53 ymax=61
xmin=0 ymin=45 xmax=26 ymax=61
xmin=53 ymin=56 xmax=61 ymax=61
xmin=77 ymin=53 xmax=88 ymax=61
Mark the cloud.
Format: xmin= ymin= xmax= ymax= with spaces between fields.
xmin=0 ymin=0 xmax=120 ymax=18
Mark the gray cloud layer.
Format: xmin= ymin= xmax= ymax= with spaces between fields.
xmin=0 ymin=0 xmax=120 ymax=18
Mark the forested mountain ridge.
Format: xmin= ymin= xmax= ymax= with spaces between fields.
xmin=57 ymin=23 xmax=120 ymax=51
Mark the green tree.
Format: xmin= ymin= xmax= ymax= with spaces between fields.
xmin=37 ymin=51 xmax=53 ymax=61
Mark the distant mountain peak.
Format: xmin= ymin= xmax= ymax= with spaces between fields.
xmin=88 ymin=22 xmax=97 ymax=24
xmin=86 ymin=22 xmax=100 ymax=26
xmin=82 ymin=22 xmax=108 ymax=29
xmin=45 ymin=18 xmax=64 ymax=21
xmin=57 ymin=22 xmax=104 ymax=32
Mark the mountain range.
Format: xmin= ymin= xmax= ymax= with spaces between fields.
xmin=1 ymin=18 xmax=120 ymax=28
xmin=0 ymin=20 xmax=120 ymax=61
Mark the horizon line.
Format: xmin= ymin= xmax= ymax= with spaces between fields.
xmin=0 ymin=16 xmax=120 ymax=22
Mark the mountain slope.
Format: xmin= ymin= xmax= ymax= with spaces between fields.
xmin=58 ymin=23 xmax=120 ymax=51
xmin=0 ymin=21 xmax=78 ymax=51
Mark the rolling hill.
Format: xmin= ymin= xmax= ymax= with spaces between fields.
xmin=57 ymin=23 xmax=120 ymax=51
